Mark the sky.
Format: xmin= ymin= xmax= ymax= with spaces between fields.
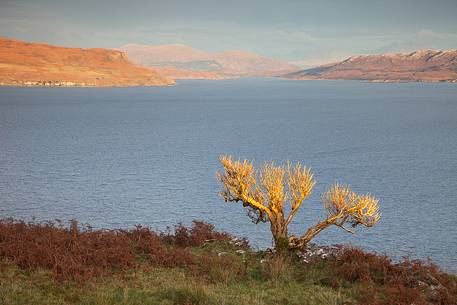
xmin=1 ymin=0 xmax=457 ymax=65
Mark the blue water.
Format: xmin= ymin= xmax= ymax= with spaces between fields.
xmin=1 ymin=78 xmax=456 ymax=272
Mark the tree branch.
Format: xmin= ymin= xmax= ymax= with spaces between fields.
xmin=335 ymin=224 xmax=355 ymax=234
xmin=285 ymin=202 xmax=301 ymax=226
xmin=292 ymin=212 xmax=344 ymax=250
xmin=241 ymin=196 xmax=273 ymax=220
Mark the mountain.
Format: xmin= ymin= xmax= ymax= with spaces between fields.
xmin=152 ymin=67 xmax=229 ymax=80
xmin=283 ymin=50 xmax=457 ymax=83
xmin=120 ymin=43 xmax=211 ymax=62
xmin=119 ymin=44 xmax=298 ymax=78
xmin=0 ymin=38 xmax=174 ymax=87
xmin=214 ymin=50 xmax=299 ymax=76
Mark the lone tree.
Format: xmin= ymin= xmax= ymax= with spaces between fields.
xmin=216 ymin=155 xmax=380 ymax=251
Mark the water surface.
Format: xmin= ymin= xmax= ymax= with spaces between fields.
xmin=1 ymin=79 xmax=456 ymax=271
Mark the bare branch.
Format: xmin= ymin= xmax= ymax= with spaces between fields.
xmin=217 ymin=155 xmax=273 ymax=220
xmin=217 ymin=155 xmax=380 ymax=251
xmin=260 ymin=162 xmax=286 ymax=216
xmin=285 ymin=162 xmax=315 ymax=226
xmin=335 ymin=224 xmax=355 ymax=234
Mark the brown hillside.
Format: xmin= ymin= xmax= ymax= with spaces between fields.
xmin=152 ymin=67 xmax=232 ymax=80
xmin=284 ymin=50 xmax=457 ymax=83
xmin=215 ymin=50 xmax=299 ymax=76
xmin=0 ymin=38 xmax=174 ymax=87
xmin=119 ymin=43 xmax=298 ymax=78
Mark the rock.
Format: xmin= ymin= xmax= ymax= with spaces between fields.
xmin=295 ymin=243 xmax=344 ymax=262
xmin=203 ymin=239 xmax=216 ymax=246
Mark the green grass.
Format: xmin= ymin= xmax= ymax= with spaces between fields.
xmin=0 ymin=241 xmax=353 ymax=305
xmin=0 ymin=263 xmax=349 ymax=305
xmin=1 ymin=221 xmax=455 ymax=305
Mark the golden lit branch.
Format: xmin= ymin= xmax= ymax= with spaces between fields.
xmin=285 ymin=162 xmax=315 ymax=226
xmin=352 ymin=194 xmax=381 ymax=227
xmin=260 ymin=162 xmax=286 ymax=215
xmin=322 ymin=184 xmax=381 ymax=228
xmin=217 ymin=155 xmax=272 ymax=222
xmin=292 ymin=184 xmax=381 ymax=248
xmin=322 ymin=184 xmax=357 ymax=218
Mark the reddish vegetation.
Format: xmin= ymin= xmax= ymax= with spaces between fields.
xmin=319 ymin=248 xmax=457 ymax=305
xmin=0 ymin=219 xmax=455 ymax=304
xmin=0 ymin=219 xmax=230 ymax=282
xmin=284 ymin=50 xmax=457 ymax=82
xmin=0 ymin=37 xmax=174 ymax=87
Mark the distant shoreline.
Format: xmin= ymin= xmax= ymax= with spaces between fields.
xmin=0 ymin=81 xmax=174 ymax=88
xmin=2 ymin=78 xmax=457 ymax=88
xmin=279 ymin=77 xmax=457 ymax=83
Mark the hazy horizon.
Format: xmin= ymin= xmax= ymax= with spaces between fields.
xmin=1 ymin=0 xmax=457 ymax=66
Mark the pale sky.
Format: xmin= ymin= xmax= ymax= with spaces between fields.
xmin=1 ymin=0 xmax=457 ymax=65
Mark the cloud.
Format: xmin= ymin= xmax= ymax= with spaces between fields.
xmin=372 ymin=29 xmax=457 ymax=54
xmin=416 ymin=29 xmax=457 ymax=40
xmin=1 ymin=1 xmax=456 ymax=62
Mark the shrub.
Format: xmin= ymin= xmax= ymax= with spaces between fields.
xmin=164 ymin=220 xmax=232 ymax=247
xmin=324 ymin=248 xmax=457 ymax=305
xmin=0 ymin=218 xmax=229 ymax=282
xmin=0 ymin=219 xmax=136 ymax=282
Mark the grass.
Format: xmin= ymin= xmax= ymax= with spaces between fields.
xmin=0 ymin=219 xmax=456 ymax=305
xmin=0 ymin=263 xmax=346 ymax=305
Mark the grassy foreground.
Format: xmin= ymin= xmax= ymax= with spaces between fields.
xmin=0 ymin=219 xmax=456 ymax=305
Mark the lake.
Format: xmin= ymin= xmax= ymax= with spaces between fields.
xmin=0 ymin=78 xmax=456 ymax=272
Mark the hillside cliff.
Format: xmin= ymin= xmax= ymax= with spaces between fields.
xmin=0 ymin=38 xmax=174 ymax=87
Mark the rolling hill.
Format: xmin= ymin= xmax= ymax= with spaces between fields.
xmin=119 ymin=44 xmax=298 ymax=78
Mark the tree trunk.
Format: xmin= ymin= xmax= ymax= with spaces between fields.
xmin=271 ymin=219 xmax=289 ymax=252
